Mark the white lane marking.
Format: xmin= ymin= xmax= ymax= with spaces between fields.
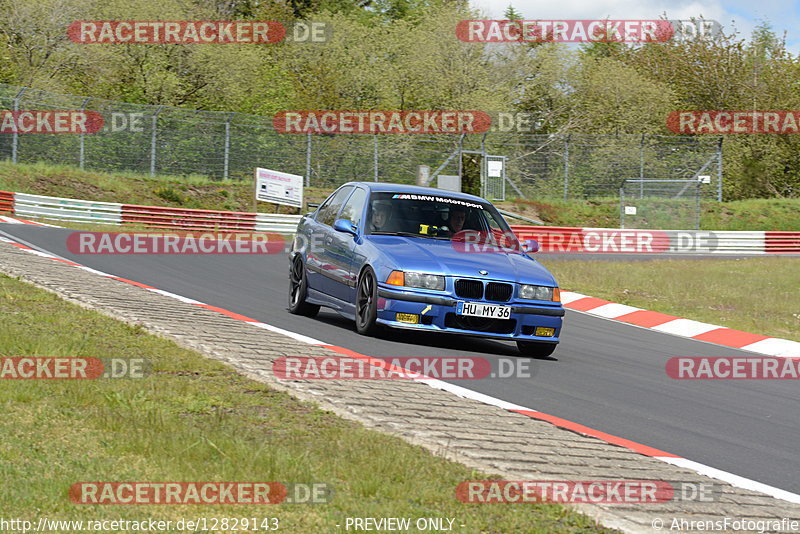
xmin=0 ymin=216 xmax=23 ymax=224
xmin=652 ymin=318 xmax=721 ymax=338
xmin=414 ymin=378 xmax=531 ymax=411
xmin=27 ymin=250 xmax=56 ymax=259
xmin=76 ymin=265 xmax=115 ymax=277
xmin=251 ymin=322 xmax=329 ymax=346
xmin=588 ymin=303 xmax=641 ymax=318
xmin=146 ymin=288 xmax=204 ymax=305
xmin=659 ymin=457 xmax=800 ymax=504
xmin=740 ymin=338 xmax=800 ymax=358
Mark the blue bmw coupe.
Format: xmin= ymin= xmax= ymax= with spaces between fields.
xmin=288 ymin=182 xmax=565 ymax=357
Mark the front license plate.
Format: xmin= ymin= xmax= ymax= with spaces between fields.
xmin=457 ymin=302 xmax=511 ymax=319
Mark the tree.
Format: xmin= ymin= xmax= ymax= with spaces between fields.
xmin=503 ymin=5 xmax=522 ymax=21
xmin=0 ymin=0 xmax=91 ymax=87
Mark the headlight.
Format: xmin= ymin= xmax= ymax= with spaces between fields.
xmin=386 ymin=270 xmax=445 ymax=291
xmin=519 ymin=284 xmax=558 ymax=301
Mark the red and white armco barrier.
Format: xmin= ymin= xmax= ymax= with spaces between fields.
xmin=0 ymin=190 xmax=300 ymax=234
xmin=121 ymin=204 xmax=258 ymax=231
xmin=2 ymin=189 xmax=799 ymax=250
xmin=14 ymin=192 xmax=123 ymax=224
xmin=511 ymin=225 xmax=800 ymax=254
xmin=0 ymin=190 xmax=13 ymax=213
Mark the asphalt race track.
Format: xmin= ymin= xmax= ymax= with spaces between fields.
xmin=3 ymin=223 xmax=799 ymax=495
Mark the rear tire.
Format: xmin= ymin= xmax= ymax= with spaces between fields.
xmin=355 ymin=267 xmax=381 ymax=336
xmin=516 ymin=341 xmax=557 ymax=358
xmin=288 ymin=256 xmax=320 ymax=317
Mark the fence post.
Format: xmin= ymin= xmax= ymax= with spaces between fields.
xmin=305 ymin=131 xmax=312 ymax=187
xmin=457 ymin=134 xmax=464 ymax=181
xmin=640 ymin=134 xmax=645 ymax=198
xmin=150 ymin=106 xmax=164 ymax=176
xmin=79 ymin=97 xmax=91 ymax=170
xmin=563 ymin=134 xmax=570 ymax=200
xmin=10 ymin=87 xmax=26 ymax=164
xmin=480 ymin=133 xmax=487 ymax=198
xmin=717 ymin=137 xmax=723 ymax=201
xmin=695 ymin=180 xmax=701 ymax=230
xmin=619 ymin=186 xmax=625 ymax=229
xmin=223 ymin=112 xmax=234 ymax=180
xmin=373 ymin=134 xmax=379 ymax=182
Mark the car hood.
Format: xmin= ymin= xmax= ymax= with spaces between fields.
xmin=367 ymin=235 xmax=557 ymax=286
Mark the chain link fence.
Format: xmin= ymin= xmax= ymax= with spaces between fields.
xmin=1 ymin=84 xmax=722 ymax=207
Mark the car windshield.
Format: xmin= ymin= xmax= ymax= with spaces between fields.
xmin=365 ymin=191 xmax=522 ymax=250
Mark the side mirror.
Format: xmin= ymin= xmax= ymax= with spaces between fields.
xmin=333 ymin=218 xmax=358 ymax=236
xmin=522 ymin=239 xmax=539 ymax=253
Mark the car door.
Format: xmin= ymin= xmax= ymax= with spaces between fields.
xmin=326 ymin=186 xmax=368 ymax=302
xmin=305 ymin=185 xmax=353 ymax=296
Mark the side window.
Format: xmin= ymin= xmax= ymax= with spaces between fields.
xmin=338 ymin=188 xmax=367 ymax=228
xmin=316 ymin=186 xmax=353 ymax=227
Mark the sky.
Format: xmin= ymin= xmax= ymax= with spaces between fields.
xmin=469 ymin=0 xmax=800 ymax=53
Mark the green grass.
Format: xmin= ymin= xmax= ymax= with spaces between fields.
xmin=541 ymin=257 xmax=800 ymax=342
xmin=0 ymin=273 xmax=613 ymax=533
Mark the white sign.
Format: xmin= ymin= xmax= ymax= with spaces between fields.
xmin=698 ymin=175 xmax=711 ymax=184
xmin=624 ymin=206 xmax=637 ymax=215
xmin=487 ymin=160 xmax=503 ymax=178
xmin=255 ymin=168 xmax=304 ymax=208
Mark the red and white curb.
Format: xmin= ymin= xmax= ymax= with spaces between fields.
xmin=0 ymin=215 xmax=58 ymax=227
xmin=1 ymin=235 xmax=799 ymax=506
xmin=560 ymin=291 xmax=800 ymax=358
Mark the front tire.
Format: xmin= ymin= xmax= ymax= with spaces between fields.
xmin=288 ymin=256 xmax=320 ymax=317
xmin=355 ymin=267 xmax=380 ymax=336
xmin=516 ymin=341 xmax=557 ymax=358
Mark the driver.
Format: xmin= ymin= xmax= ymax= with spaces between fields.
xmin=369 ymin=200 xmax=393 ymax=232
xmin=446 ymin=206 xmax=467 ymax=235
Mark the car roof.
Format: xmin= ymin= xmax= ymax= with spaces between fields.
xmin=342 ymin=182 xmax=489 ymax=203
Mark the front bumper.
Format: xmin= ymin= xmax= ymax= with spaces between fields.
xmin=376 ymin=286 xmax=564 ymax=342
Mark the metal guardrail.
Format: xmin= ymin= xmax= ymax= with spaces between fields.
xmin=14 ymin=192 xmax=123 ymax=225
xmin=0 ymin=190 xmax=302 ymax=233
xmin=2 ymin=189 xmax=798 ymax=252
